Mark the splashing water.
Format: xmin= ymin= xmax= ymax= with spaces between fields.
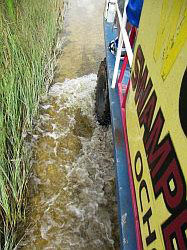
xmin=20 ymin=0 xmax=120 ymax=248
xmin=21 ymin=75 xmax=119 ymax=249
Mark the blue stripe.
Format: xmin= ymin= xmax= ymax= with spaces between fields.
xmin=103 ymin=20 xmax=138 ymax=250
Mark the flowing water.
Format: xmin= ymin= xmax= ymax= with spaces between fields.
xmin=21 ymin=0 xmax=119 ymax=249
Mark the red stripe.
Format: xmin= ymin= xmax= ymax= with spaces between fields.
xmin=121 ymin=81 xmax=143 ymax=250
xmin=117 ymin=25 xmax=143 ymax=249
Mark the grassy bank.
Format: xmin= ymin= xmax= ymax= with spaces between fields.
xmin=0 ymin=0 xmax=63 ymax=248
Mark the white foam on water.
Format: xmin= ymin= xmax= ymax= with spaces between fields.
xmin=22 ymin=75 xmax=118 ymax=250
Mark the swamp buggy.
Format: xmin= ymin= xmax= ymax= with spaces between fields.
xmin=95 ymin=1 xmax=187 ymax=249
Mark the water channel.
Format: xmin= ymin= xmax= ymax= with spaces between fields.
xmin=21 ymin=0 xmax=119 ymax=249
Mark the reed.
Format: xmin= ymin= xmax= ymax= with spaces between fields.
xmin=0 ymin=0 xmax=62 ymax=248
xmin=5 ymin=0 xmax=14 ymax=18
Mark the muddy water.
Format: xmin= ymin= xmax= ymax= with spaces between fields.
xmin=22 ymin=0 xmax=119 ymax=249
xmin=55 ymin=0 xmax=105 ymax=81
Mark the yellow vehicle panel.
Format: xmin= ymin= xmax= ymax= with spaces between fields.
xmin=126 ymin=0 xmax=187 ymax=249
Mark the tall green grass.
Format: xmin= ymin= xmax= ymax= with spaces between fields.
xmin=5 ymin=0 xmax=14 ymax=18
xmin=0 ymin=0 xmax=62 ymax=248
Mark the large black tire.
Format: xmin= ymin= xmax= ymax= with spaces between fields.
xmin=95 ymin=58 xmax=111 ymax=126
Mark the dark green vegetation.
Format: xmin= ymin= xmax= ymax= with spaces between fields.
xmin=0 ymin=0 xmax=62 ymax=248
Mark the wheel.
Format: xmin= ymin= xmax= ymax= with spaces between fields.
xmin=95 ymin=58 xmax=111 ymax=126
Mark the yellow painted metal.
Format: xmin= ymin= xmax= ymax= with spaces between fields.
xmin=153 ymin=0 xmax=187 ymax=80
xmin=126 ymin=0 xmax=187 ymax=249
